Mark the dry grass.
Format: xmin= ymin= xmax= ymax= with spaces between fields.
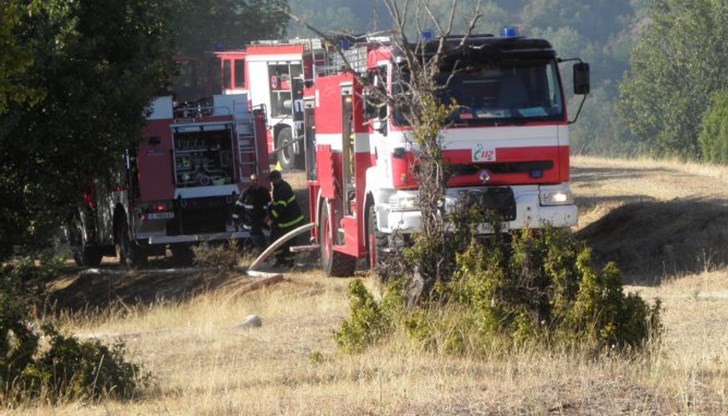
xmin=9 ymin=156 xmax=728 ymax=414
xmin=11 ymin=268 xmax=728 ymax=415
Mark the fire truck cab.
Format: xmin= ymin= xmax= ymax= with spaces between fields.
xmin=304 ymin=32 xmax=590 ymax=277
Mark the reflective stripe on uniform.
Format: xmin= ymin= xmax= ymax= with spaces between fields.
xmin=278 ymin=215 xmax=304 ymax=228
xmin=272 ymin=194 xmax=297 ymax=208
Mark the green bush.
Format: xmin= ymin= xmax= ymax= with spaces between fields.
xmin=699 ymin=90 xmax=728 ymax=164
xmin=18 ymin=326 xmax=150 ymax=402
xmin=335 ymin=228 xmax=662 ymax=355
xmin=0 ymin=257 xmax=151 ymax=404
xmin=333 ymin=279 xmax=402 ymax=354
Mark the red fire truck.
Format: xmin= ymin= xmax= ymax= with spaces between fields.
xmin=68 ymin=93 xmax=269 ymax=267
xmin=303 ymin=31 xmax=590 ymax=276
xmin=215 ymin=39 xmax=333 ymax=171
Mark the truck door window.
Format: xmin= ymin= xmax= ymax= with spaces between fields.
xmin=545 ymin=64 xmax=562 ymax=113
xmin=269 ymin=63 xmax=294 ymax=117
xmin=391 ymin=67 xmax=412 ymax=126
xmin=222 ymin=60 xmax=232 ymax=90
xmin=234 ymin=59 xmax=245 ymax=88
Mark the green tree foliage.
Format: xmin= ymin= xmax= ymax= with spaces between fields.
xmin=288 ymin=0 xmax=390 ymax=36
xmin=0 ymin=1 xmax=37 ymax=114
xmin=0 ymin=0 xmax=175 ymax=258
xmin=522 ymin=0 xmax=632 ymax=45
xmin=618 ymin=0 xmax=728 ymax=159
xmin=172 ymin=0 xmax=289 ymax=54
xmin=698 ymin=90 xmax=728 ymax=164
xmin=570 ymin=88 xmax=640 ymax=156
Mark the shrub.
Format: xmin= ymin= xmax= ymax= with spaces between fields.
xmin=0 ymin=257 xmax=151 ymax=404
xmin=699 ymin=90 xmax=728 ymax=164
xmin=18 ymin=326 xmax=150 ymax=402
xmin=335 ymin=228 xmax=662 ymax=355
xmin=333 ymin=279 xmax=402 ymax=354
xmin=192 ymin=239 xmax=243 ymax=270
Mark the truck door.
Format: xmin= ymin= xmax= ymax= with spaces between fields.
xmin=340 ymin=85 xmax=355 ymax=217
xmin=303 ymin=98 xmax=316 ymax=181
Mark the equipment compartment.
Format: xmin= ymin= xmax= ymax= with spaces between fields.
xmin=173 ymin=127 xmax=235 ymax=187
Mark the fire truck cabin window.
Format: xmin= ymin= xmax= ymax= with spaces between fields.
xmin=441 ymin=58 xmax=565 ymax=125
xmin=223 ymin=60 xmax=232 ymax=90
xmin=234 ymin=59 xmax=245 ymax=88
xmin=269 ymin=63 xmax=294 ymax=117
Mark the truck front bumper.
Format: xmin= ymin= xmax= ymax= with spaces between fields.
xmin=140 ymin=230 xmax=268 ymax=245
xmin=383 ymin=185 xmax=578 ymax=234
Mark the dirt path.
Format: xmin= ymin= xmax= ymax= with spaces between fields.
xmin=571 ymin=156 xmax=728 ymax=283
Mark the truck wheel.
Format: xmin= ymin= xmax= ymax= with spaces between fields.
xmin=365 ymin=202 xmax=387 ymax=271
xmin=70 ymin=213 xmax=103 ymax=267
xmin=115 ymin=217 xmax=146 ymax=268
xmin=276 ymin=127 xmax=297 ymax=171
xmin=319 ymin=200 xmax=356 ymax=277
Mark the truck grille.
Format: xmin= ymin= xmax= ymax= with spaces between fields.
xmin=460 ymin=187 xmax=516 ymax=221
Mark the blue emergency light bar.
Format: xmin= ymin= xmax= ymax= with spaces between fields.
xmin=421 ymin=29 xmax=434 ymax=42
xmin=502 ymin=26 xmax=518 ymax=37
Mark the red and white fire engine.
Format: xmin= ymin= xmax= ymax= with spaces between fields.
xmin=214 ymin=39 xmax=333 ymax=171
xmin=68 ymin=93 xmax=269 ymax=267
xmin=302 ymin=30 xmax=590 ymax=276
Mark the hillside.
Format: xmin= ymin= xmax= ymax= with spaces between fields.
xmin=18 ymin=156 xmax=728 ymax=415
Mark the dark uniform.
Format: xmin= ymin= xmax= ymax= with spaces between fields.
xmin=268 ymin=171 xmax=305 ymax=266
xmin=234 ymin=177 xmax=271 ymax=251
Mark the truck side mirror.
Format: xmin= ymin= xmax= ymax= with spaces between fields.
xmin=573 ymin=63 xmax=590 ymax=95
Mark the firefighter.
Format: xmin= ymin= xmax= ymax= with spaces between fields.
xmin=267 ymin=170 xmax=305 ymax=267
xmin=234 ymin=174 xmax=271 ymax=252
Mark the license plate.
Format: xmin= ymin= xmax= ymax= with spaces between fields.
xmin=146 ymin=212 xmax=175 ymax=220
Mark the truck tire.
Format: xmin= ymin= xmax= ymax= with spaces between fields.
xmin=276 ymin=127 xmax=302 ymax=171
xmin=70 ymin=212 xmax=103 ymax=267
xmin=319 ymin=200 xmax=356 ymax=277
xmin=115 ymin=217 xmax=146 ymax=268
xmin=365 ymin=202 xmax=387 ymax=271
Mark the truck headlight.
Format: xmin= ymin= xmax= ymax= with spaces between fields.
xmin=539 ymin=185 xmax=574 ymax=206
xmin=389 ymin=193 xmax=419 ymax=212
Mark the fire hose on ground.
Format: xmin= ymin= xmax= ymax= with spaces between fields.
xmin=247 ymin=222 xmax=315 ymax=274
xmin=225 ymin=222 xmax=315 ymax=300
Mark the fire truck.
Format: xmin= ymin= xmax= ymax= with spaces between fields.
xmin=214 ymin=39 xmax=333 ymax=171
xmin=302 ymin=30 xmax=590 ymax=276
xmin=68 ymin=93 xmax=269 ymax=267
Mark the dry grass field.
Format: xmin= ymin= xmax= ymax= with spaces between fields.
xmin=10 ymin=156 xmax=728 ymax=415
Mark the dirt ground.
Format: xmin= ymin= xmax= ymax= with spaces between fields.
xmin=34 ymin=169 xmax=313 ymax=314
xmin=40 ymin=157 xmax=728 ymax=311
xmin=571 ymin=156 xmax=728 ymax=284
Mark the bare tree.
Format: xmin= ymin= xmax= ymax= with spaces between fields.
xmin=288 ymin=0 xmax=484 ymax=294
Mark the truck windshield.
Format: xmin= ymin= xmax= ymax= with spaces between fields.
xmin=441 ymin=59 xmax=564 ymax=125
